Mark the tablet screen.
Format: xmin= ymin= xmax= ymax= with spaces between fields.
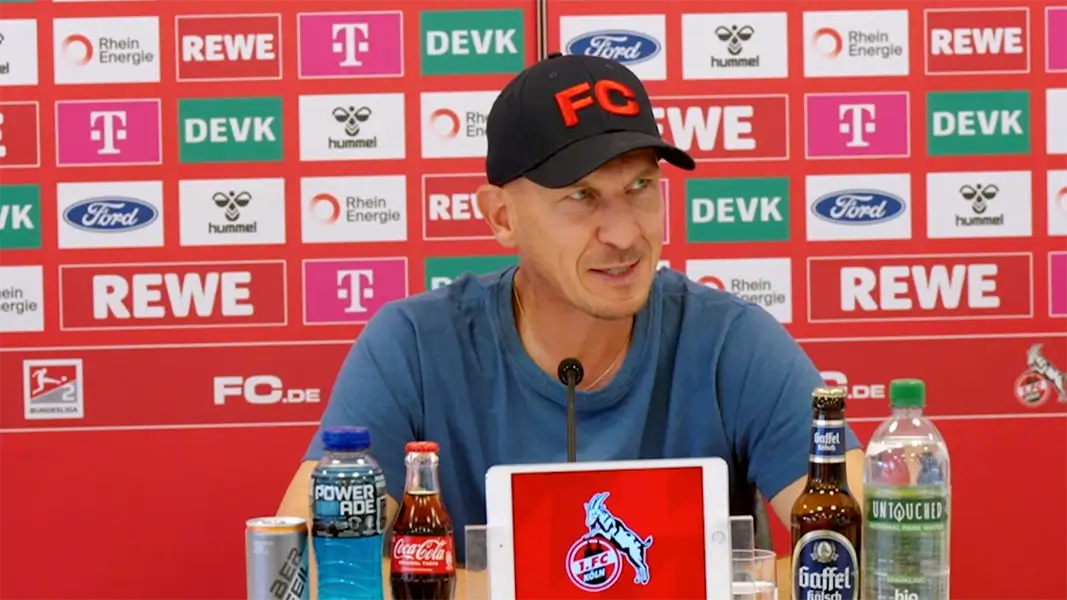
xmin=509 ymin=466 xmax=708 ymax=599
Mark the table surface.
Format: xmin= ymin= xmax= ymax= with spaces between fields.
xmin=379 ymin=558 xmax=794 ymax=599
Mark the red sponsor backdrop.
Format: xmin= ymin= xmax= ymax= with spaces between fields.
xmin=1 ymin=0 xmax=1065 ymax=599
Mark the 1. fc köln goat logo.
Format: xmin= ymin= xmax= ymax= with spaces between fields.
xmin=1014 ymin=344 xmax=1067 ymax=407
xmin=565 ymin=492 xmax=653 ymax=592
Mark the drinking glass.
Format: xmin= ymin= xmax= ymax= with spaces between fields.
xmin=731 ymin=548 xmax=778 ymax=599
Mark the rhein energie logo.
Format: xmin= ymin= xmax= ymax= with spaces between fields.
xmin=566 ymin=492 xmax=653 ymax=592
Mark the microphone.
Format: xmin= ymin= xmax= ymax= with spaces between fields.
xmin=557 ymin=358 xmax=584 ymax=463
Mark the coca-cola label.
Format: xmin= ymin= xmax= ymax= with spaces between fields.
xmin=390 ymin=535 xmax=455 ymax=575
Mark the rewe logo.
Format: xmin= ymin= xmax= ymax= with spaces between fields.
xmin=0 ymin=184 xmax=41 ymax=249
xmin=806 ymin=253 xmax=1033 ymax=323
xmin=925 ymin=8 xmax=1030 ymax=74
xmin=421 ymin=174 xmax=492 ymax=240
xmin=213 ymin=375 xmax=320 ymax=405
xmin=59 ymin=260 xmax=288 ymax=331
xmin=176 ymin=14 xmax=282 ymax=81
xmin=178 ymin=96 xmax=283 ymax=163
xmin=425 ymin=255 xmax=516 ymax=291
xmin=0 ymin=101 xmax=40 ymax=168
xmin=926 ymin=90 xmax=1030 ymax=156
xmin=651 ymin=95 xmax=788 ymax=162
xmin=805 ymin=92 xmax=910 ymax=159
xmin=421 ymin=9 xmax=524 ymax=75
xmin=56 ymin=99 xmax=162 ymax=167
xmin=297 ymin=11 xmax=403 ymax=78
xmin=685 ymin=177 xmax=789 ymax=242
xmin=53 ymin=16 xmax=160 ymax=84
xmin=302 ymin=258 xmax=408 ymax=325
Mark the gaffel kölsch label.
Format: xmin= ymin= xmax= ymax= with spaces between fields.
xmin=810 ymin=419 xmax=845 ymax=463
xmin=311 ymin=472 xmax=387 ymax=538
xmin=793 ymin=530 xmax=858 ymax=600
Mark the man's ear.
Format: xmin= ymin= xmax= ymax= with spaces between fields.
xmin=476 ymin=184 xmax=518 ymax=248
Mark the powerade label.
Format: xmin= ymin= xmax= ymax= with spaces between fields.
xmin=792 ymin=530 xmax=858 ymax=600
xmin=811 ymin=419 xmax=845 ymax=463
xmin=310 ymin=471 xmax=387 ymax=538
xmin=390 ymin=535 xmax=456 ymax=575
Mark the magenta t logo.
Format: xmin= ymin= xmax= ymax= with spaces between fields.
xmin=56 ymin=99 xmax=162 ymax=167
xmin=297 ymin=11 xmax=403 ymax=78
xmin=1051 ymin=252 xmax=1066 ymax=317
xmin=805 ymin=93 xmax=910 ymax=159
xmin=1048 ymin=7 xmax=1067 ymax=72
xmin=303 ymin=258 xmax=408 ymax=325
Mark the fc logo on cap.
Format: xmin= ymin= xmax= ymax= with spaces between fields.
xmin=554 ymin=80 xmax=640 ymax=127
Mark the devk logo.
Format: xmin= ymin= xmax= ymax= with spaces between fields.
xmin=565 ymin=491 xmax=653 ymax=592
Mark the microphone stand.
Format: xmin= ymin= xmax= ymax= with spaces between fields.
xmin=557 ymin=358 xmax=584 ymax=463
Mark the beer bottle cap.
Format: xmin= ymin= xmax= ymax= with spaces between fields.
xmin=889 ymin=379 xmax=926 ymax=408
xmin=322 ymin=426 xmax=372 ymax=451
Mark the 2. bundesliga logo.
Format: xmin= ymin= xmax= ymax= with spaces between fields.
xmin=565 ymin=492 xmax=653 ymax=592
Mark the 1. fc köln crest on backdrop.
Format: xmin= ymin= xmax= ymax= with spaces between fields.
xmin=1015 ymin=344 xmax=1067 ymax=407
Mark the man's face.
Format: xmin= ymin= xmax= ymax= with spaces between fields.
xmin=508 ymin=150 xmax=664 ymax=320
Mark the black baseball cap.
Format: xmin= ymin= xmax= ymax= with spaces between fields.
xmin=485 ymin=53 xmax=695 ymax=189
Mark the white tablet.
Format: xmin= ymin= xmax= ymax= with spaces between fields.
xmin=485 ymin=458 xmax=734 ymax=600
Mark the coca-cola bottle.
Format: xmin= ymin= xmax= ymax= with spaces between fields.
xmin=389 ymin=441 xmax=456 ymax=600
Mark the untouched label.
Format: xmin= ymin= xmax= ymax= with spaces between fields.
xmin=310 ymin=472 xmax=386 ymax=538
xmin=811 ymin=419 xmax=846 ymax=463
xmin=390 ymin=535 xmax=456 ymax=575
xmin=793 ymin=530 xmax=858 ymax=600
xmin=864 ymin=490 xmax=950 ymax=599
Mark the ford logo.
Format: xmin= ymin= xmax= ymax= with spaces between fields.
xmin=63 ymin=196 xmax=158 ymax=232
xmin=811 ymin=189 xmax=905 ymax=225
xmin=565 ymin=30 xmax=661 ymax=65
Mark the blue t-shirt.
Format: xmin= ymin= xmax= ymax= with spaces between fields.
xmin=303 ymin=266 xmax=861 ymax=561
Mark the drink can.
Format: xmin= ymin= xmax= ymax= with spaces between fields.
xmin=245 ymin=516 xmax=310 ymax=600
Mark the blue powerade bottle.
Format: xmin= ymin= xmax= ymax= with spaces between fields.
xmin=310 ymin=426 xmax=388 ymax=600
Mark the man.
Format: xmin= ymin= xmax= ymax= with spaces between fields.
xmin=278 ymin=53 xmax=864 ymax=583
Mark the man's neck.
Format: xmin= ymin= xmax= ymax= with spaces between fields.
xmin=512 ymin=268 xmax=634 ymax=389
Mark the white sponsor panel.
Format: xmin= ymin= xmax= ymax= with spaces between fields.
xmin=0 ymin=265 xmax=44 ymax=333
xmin=178 ymin=178 xmax=286 ymax=246
xmin=301 ymin=175 xmax=408 ymax=243
xmin=559 ymin=14 xmax=667 ymax=81
xmin=298 ymin=93 xmax=406 ymax=161
xmin=57 ymin=180 xmax=165 ymax=249
xmin=803 ymin=10 xmax=910 ymax=77
xmin=805 ymin=173 xmax=912 ymax=241
xmin=53 ymin=17 xmax=161 ymax=84
xmin=685 ymin=257 xmax=792 ymax=323
xmin=1048 ymin=89 xmax=1067 ymax=155
xmin=1048 ymin=170 xmax=1067 ymax=237
xmin=680 ymin=12 xmax=788 ymax=80
xmin=926 ymin=171 xmax=1032 ymax=239
xmin=420 ymin=91 xmax=498 ymax=158
xmin=0 ymin=19 xmax=40 ymax=87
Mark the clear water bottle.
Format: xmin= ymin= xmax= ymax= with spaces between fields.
xmin=862 ymin=379 xmax=951 ymax=600
xmin=310 ymin=426 xmax=388 ymax=600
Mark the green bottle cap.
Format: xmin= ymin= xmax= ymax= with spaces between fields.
xmin=890 ymin=378 xmax=926 ymax=408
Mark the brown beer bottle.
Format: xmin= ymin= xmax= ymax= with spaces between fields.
xmin=790 ymin=387 xmax=861 ymax=600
